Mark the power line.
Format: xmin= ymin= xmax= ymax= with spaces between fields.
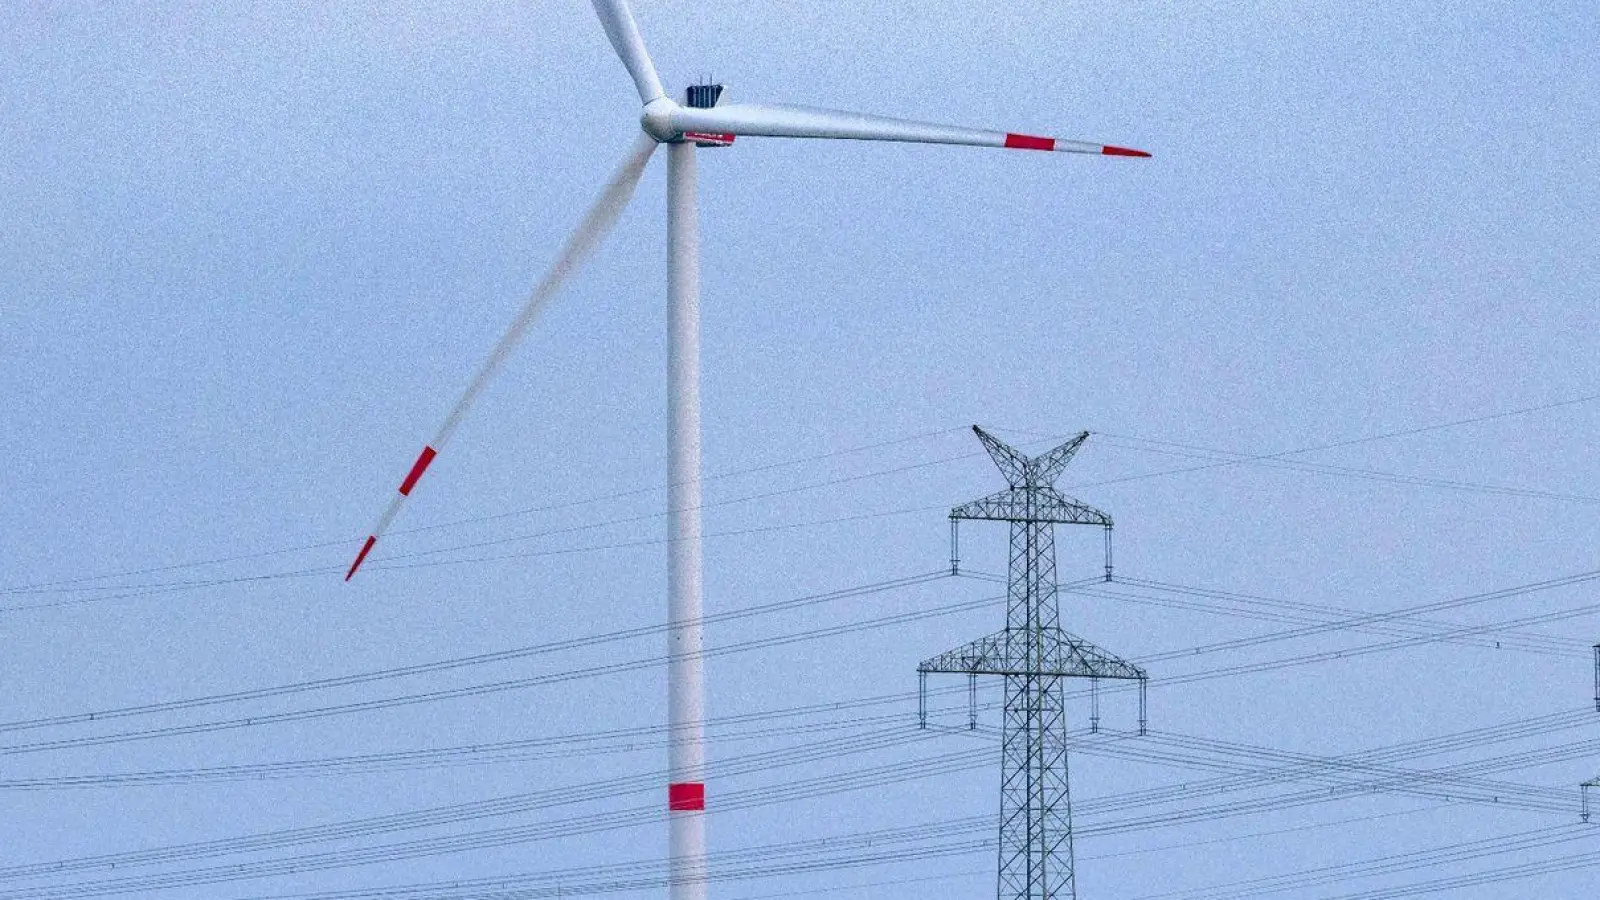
xmin=0 ymin=426 xmax=968 ymax=598
xmin=0 ymin=571 xmax=947 ymax=735
xmin=12 ymin=693 xmax=1591 ymax=893
xmin=1055 ymin=390 xmax=1600 ymax=492
xmin=14 ymin=391 xmax=1596 ymax=609
xmin=212 ymin=804 xmax=1465 ymax=900
xmin=1111 ymin=576 xmax=1589 ymax=655
xmin=1096 ymin=433 xmax=1600 ymax=506
xmin=0 ymin=578 xmax=1010 ymax=757
xmin=1122 ymin=824 xmax=1595 ymax=900
xmin=10 ymin=563 xmax=1593 ymax=756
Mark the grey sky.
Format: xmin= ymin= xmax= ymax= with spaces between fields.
xmin=2 ymin=1 xmax=1598 ymax=898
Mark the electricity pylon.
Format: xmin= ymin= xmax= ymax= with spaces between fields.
xmin=1584 ymin=644 xmax=1599 ymax=823
xmin=919 ymin=426 xmax=1146 ymax=900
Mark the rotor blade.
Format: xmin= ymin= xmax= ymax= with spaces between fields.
xmin=345 ymin=134 xmax=658 ymax=581
xmin=669 ymin=102 xmax=1150 ymax=157
xmin=590 ymin=0 xmax=666 ymax=104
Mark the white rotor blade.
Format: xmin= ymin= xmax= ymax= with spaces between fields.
xmin=670 ymin=102 xmax=1150 ymax=156
xmin=590 ymin=0 xmax=665 ymax=103
xmin=345 ymin=134 xmax=658 ymax=580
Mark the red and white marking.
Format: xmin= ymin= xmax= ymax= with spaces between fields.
xmin=345 ymin=445 xmax=440 ymax=581
xmin=1004 ymin=132 xmax=1151 ymax=157
xmin=682 ymin=131 xmax=735 ymax=146
xmin=668 ymin=782 xmax=706 ymax=811
xmin=399 ymin=446 xmax=437 ymax=496
xmin=1004 ymin=132 xmax=1057 ymax=151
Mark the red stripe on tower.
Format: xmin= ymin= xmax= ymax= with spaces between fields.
xmin=1004 ymin=133 xmax=1056 ymax=151
xmin=345 ymin=535 xmax=377 ymax=581
xmin=668 ymin=782 xmax=705 ymax=811
xmin=398 ymin=446 xmax=437 ymax=496
xmin=1101 ymin=145 xmax=1152 ymax=158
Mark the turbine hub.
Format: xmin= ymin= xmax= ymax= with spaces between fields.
xmin=640 ymin=97 xmax=679 ymax=142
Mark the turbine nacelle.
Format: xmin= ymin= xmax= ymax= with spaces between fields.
xmin=641 ymin=90 xmax=738 ymax=148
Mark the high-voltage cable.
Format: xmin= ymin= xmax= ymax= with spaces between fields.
xmin=1111 ymin=576 xmax=1588 ymax=656
xmin=0 ymin=725 xmax=952 ymax=882
xmin=0 ymin=576 xmax=981 ymax=756
xmin=0 ymin=571 xmax=946 ymax=735
xmin=109 ymin=805 xmax=1466 ymax=900
xmin=0 ymin=748 xmax=999 ymax=900
xmin=1070 ymin=391 xmax=1600 ymax=493
xmin=8 ymin=566 xmax=1583 ymax=757
xmin=1123 ymin=823 xmax=1593 ymax=900
xmin=1096 ymin=433 xmax=1600 ymax=506
xmin=16 ymin=711 xmax=1589 ymax=898
xmin=0 ymin=425 xmax=966 ymax=598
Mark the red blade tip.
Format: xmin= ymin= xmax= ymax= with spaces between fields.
xmin=1102 ymin=145 xmax=1151 ymax=158
xmin=346 ymin=535 xmax=377 ymax=581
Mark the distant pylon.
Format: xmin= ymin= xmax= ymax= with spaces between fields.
xmin=1584 ymin=644 xmax=1599 ymax=823
xmin=919 ymin=426 xmax=1146 ymax=900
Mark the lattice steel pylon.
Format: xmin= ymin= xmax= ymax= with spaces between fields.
xmin=919 ymin=426 xmax=1146 ymax=900
xmin=1583 ymin=644 xmax=1599 ymax=823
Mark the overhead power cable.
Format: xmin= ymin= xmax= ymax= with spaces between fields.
xmin=1109 ymin=576 xmax=1588 ymax=656
xmin=0 ymin=724 xmax=950 ymax=882
xmin=12 ymin=390 xmax=1594 ymax=611
xmin=0 ymin=579 xmax=1014 ymax=758
xmin=958 ymin=566 xmax=1600 ymax=669
xmin=1096 ymin=432 xmax=1600 ymax=506
xmin=0 ymin=744 xmax=999 ymax=899
xmin=0 ymin=426 xmax=967 ymax=598
xmin=10 ymin=563 xmax=1594 ymax=755
xmin=13 ymin=700 xmax=1593 ymax=894
xmin=173 ymin=803 xmax=1463 ymax=900
xmin=0 ymin=571 xmax=948 ymax=735
xmin=1120 ymin=823 xmax=1595 ymax=900
xmin=1302 ymin=843 xmax=1600 ymax=900
xmin=1063 ymin=390 xmax=1600 ymax=492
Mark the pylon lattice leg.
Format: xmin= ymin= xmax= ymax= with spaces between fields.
xmin=998 ymin=673 xmax=1074 ymax=900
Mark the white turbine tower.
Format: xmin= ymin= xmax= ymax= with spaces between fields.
xmin=346 ymin=2 xmax=1149 ymax=897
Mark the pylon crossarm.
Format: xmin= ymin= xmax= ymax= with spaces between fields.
xmin=919 ymin=629 xmax=1145 ymax=680
xmin=1027 ymin=431 xmax=1091 ymax=486
xmin=972 ymin=426 xmax=1031 ymax=486
xmin=951 ymin=487 xmax=1112 ymax=526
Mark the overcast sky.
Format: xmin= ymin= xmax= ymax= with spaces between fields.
xmin=2 ymin=2 xmax=1598 ymax=898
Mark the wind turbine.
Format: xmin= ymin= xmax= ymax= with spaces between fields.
xmin=345 ymin=2 xmax=1149 ymax=896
